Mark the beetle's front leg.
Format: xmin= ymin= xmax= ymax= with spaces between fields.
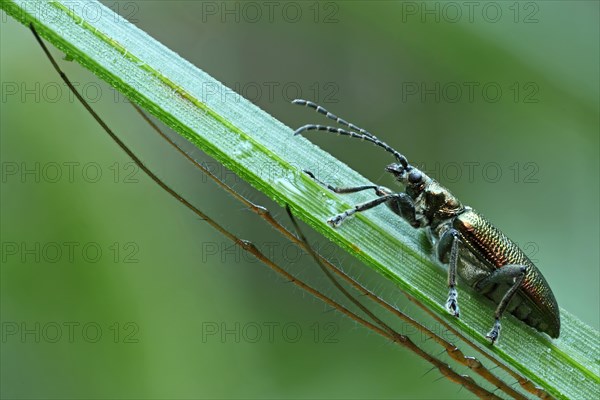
xmin=304 ymin=170 xmax=391 ymax=197
xmin=438 ymin=229 xmax=461 ymax=318
xmin=327 ymin=193 xmax=402 ymax=227
xmin=475 ymin=265 xmax=527 ymax=344
xmin=304 ymin=170 xmax=419 ymax=228
xmin=387 ymin=192 xmax=421 ymax=228
xmin=327 ymin=191 xmax=421 ymax=228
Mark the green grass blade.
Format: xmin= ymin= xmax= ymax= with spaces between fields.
xmin=2 ymin=1 xmax=598 ymax=398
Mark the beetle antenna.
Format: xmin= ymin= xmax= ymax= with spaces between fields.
xmin=293 ymin=123 xmax=409 ymax=168
xmin=292 ymin=100 xmax=409 ymax=168
xmin=292 ymin=99 xmax=376 ymax=138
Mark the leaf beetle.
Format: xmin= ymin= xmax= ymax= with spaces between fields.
xmin=292 ymin=99 xmax=560 ymax=343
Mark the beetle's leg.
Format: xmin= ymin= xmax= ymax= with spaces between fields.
xmin=476 ymin=265 xmax=527 ymax=344
xmin=387 ymin=193 xmax=421 ymax=228
xmin=474 ymin=264 xmax=527 ymax=291
xmin=304 ymin=170 xmax=391 ymax=196
xmin=328 ymin=193 xmax=402 ymax=227
xmin=438 ymin=229 xmax=461 ymax=318
xmin=304 ymin=170 xmax=420 ymax=228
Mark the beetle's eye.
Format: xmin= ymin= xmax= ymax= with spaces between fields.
xmin=408 ymin=171 xmax=422 ymax=183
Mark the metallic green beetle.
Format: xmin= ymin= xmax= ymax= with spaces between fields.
xmin=292 ymin=99 xmax=560 ymax=343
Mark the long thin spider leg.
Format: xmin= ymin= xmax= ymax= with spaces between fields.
xmin=134 ymin=108 xmax=514 ymax=391
xmin=290 ymin=100 xmax=546 ymax=398
xmin=129 ymin=61 xmax=536 ymax=400
xmin=29 ymin=24 xmax=500 ymax=400
xmin=26 ymin=20 xmax=391 ymax=361
xmin=285 ymin=206 xmax=527 ymax=400
xmin=286 ymin=205 xmax=404 ymax=340
xmin=130 ymin=104 xmax=532 ymax=397
xmin=283 ymin=214 xmax=502 ymax=399
xmin=30 ymin=23 xmax=536 ymax=399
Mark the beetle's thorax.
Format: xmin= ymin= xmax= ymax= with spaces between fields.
xmin=386 ymin=163 xmax=466 ymax=232
xmin=415 ymin=177 xmax=466 ymax=230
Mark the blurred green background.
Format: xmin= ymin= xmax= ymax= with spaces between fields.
xmin=1 ymin=1 xmax=598 ymax=399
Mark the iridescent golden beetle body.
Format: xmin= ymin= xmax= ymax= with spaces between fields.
xmin=452 ymin=210 xmax=560 ymax=337
xmin=293 ymin=99 xmax=560 ymax=342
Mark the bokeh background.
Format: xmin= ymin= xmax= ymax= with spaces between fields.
xmin=1 ymin=1 xmax=598 ymax=399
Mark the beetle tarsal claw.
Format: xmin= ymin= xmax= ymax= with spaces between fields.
xmin=445 ymin=287 xmax=460 ymax=317
xmin=327 ymin=211 xmax=351 ymax=228
xmin=327 ymin=215 xmax=343 ymax=228
xmin=486 ymin=319 xmax=501 ymax=344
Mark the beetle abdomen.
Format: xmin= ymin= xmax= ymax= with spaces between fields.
xmin=453 ymin=210 xmax=560 ymax=338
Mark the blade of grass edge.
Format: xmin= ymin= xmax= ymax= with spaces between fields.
xmin=1 ymin=1 xmax=598 ymax=399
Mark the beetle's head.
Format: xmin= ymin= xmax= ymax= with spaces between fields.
xmin=386 ymin=163 xmax=426 ymax=194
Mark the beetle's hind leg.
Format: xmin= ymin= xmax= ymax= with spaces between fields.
xmin=475 ymin=265 xmax=527 ymax=344
xmin=438 ymin=229 xmax=461 ymax=318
